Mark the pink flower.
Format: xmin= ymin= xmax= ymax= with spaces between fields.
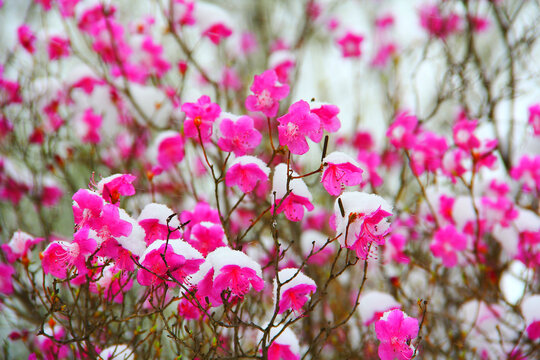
xmin=409 ymin=131 xmax=448 ymax=175
xmin=274 ymin=268 xmax=316 ymax=314
xmin=41 ymin=183 xmax=63 ymax=207
xmin=384 ymin=233 xmax=410 ymax=265
xmin=310 ymin=103 xmax=341 ymax=133
xmin=72 ymin=189 xmax=104 ymax=229
xmin=321 ymin=151 xmax=363 ymax=196
xmin=47 ymin=36 xmax=70 ymax=60
xmin=187 ymin=222 xmax=226 ymax=256
xmin=172 ymin=0 xmax=195 ymax=27
xmin=371 ymin=43 xmax=397 ymax=68
xmin=510 ymin=155 xmax=540 ymax=193
xmin=277 ymin=100 xmax=321 ymax=155
xmin=203 ymin=23 xmax=233 ymax=45
xmin=430 ymin=225 xmax=467 ymax=267
xmin=1 ymin=230 xmax=43 ymax=263
xmin=225 ymin=156 xmax=270 ymax=193
xmin=263 ymin=327 xmax=300 ymax=360
xmin=441 ymin=148 xmax=469 ymax=182
xmin=152 ymin=131 xmax=185 ymax=171
xmin=97 ymin=174 xmax=136 ymax=204
xmin=528 ymin=103 xmax=540 ymax=136
xmin=272 ymin=163 xmax=314 ymax=222
xmin=0 ymin=263 xmax=15 ymax=295
xmin=137 ymin=203 xmax=181 ymax=246
xmin=89 ymin=264 xmax=133 ymax=303
xmin=419 ymin=4 xmax=461 ymax=39
xmin=334 ymin=192 xmax=393 ymax=259
xmin=336 ymin=32 xmax=364 ymax=58
xmin=245 ymin=69 xmax=290 ymax=118
xmin=137 ymin=240 xmax=204 ymax=287
xmin=182 ymin=95 xmax=221 ymax=142
xmin=357 ymin=150 xmax=384 ymax=188
xmin=521 ymin=295 xmax=540 ymax=340
xmin=375 ymin=309 xmax=419 ymax=360
xmin=41 ymin=227 xmax=97 ymax=278
xmin=180 ymin=201 xmax=221 ymax=241
xmin=218 ymin=115 xmax=262 ymax=155
xmin=80 ymin=108 xmax=102 ymax=144
xmin=387 ymin=111 xmax=418 ymax=149
xmin=453 ymin=119 xmax=480 ymax=151
xmin=141 ymin=36 xmax=171 ymax=78
xmin=17 ymin=25 xmax=36 ymax=54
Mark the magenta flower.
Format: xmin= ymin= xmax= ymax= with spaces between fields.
xmin=310 ymin=102 xmax=341 ymax=133
xmin=89 ymin=264 xmax=133 ymax=303
xmin=334 ymin=192 xmax=393 ymax=259
xmin=358 ymin=291 xmax=401 ymax=325
xmin=72 ymin=189 xmax=104 ymax=229
xmin=263 ymin=327 xmax=300 ymax=360
xmin=419 ymin=4 xmax=461 ymax=39
xmin=528 ymin=104 xmax=540 ymax=136
xmin=97 ymin=173 xmax=136 ymax=204
xmin=453 ymin=119 xmax=480 ymax=151
xmin=141 ymin=36 xmax=171 ymax=78
xmin=137 ymin=240 xmax=204 ymax=287
xmin=203 ymin=23 xmax=233 ymax=45
xmin=245 ymin=69 xmax=289 ymax=118
xmin=272 ymin=164 xmax=314 ymax=222
xmin=137 ymin=203 xmax=181 ymax=246
xmin=277 ymin=100 xmax=321 ymax=155
xmin=187 ymin=222 xmax=226 ymax=256
xmin=41 ymin=227 xmax=97 ymax=278
xmin=375 ymin=309 xmax=419 ymax=360
xmin=430 ymin=225 xmax=467 ymax=267
xmin=1 ymin=230 xmax=43 ymax=263
xmin=521 ymin=295 xmax=540 ymax=340
xmin=17 ymin=25 xmax=36 ymax=54
xmin=218 ymin=115 xmax=262 ymax=156
xmin=182 ymin=95 xmax=221 ymax=142
xmin=409 ymin=131 xmax=448 ymax=175
xmin=336 ymin=32 xmax=364 ymax=58
xmin=47 ymin=36 xmax=70 ymax=60
xmin=80 ymin=108 xmax=102 ymax=144
xmin=180 ymin=201 xmax=221 ymax=241
xmin=154 ymin=131 xmax=185 ymax=170
xmin=274 ymin=268 xmax=317 ymax=314
xmin=386 ymin=111 xmax=418 ymax=149
xmin=510 ymin=155 xmax=540 ymax=193
xmin=0 ymin=263 xmax=15 ymax=295
xmin=321 ymin=151 xmax=364 ymax=196
xmin=225 ymin=156 xmax=270 ymax=193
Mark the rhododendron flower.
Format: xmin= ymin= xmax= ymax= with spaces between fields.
xmin=187 ymin=221 xmax=226 ymax=256
xmin=277 ymin=100 xmax=321 ymax=155
xmin=17 ymin=25 xmax=36 ymax=54
xmin=208 ymin=247 xmax=264 ymax=299
xmin=245 ymin=69 xmax=290 ymax=118
xmin=196 ymin=3 xmax=233 ymax=45
xmin=386 ymin=112 xmax=418 ymax=149
xmin=419 ymin=4 xmax=461 ymax=39
xmin=528 ymin=103 xmax=540 ymax=135
xmin=371 ymin=43 xmax=397 ymax=68
xmin=383 ymin=233 xmax=410 ymax=265
xmin=137 ymin=240 xmax=204 ymax=287
xmin=2 ymin=230 xmax=43 ymax=263
xmin=358 ymin=291 xmax=401 ymax=325
xmin=182 ymin=95 xmax=221 ymax=142
xmin=180 ymin=201 xmax=221 ymax=240
xmin=334 ymin=192 xmax=393 ymax=259
xmin=72 ymin=189 xmax=105 ymax=229
xmin=336 ymin=32 xmax=364 ymax=58
xmin=453 ymin=119 xmax=480 ymax=151
xmin=90 ymin=264 xmax=133 ymax=303
xmin=481 ymin=196 xmax=518 ymax=229
xmin=357 ymin=150 xmax=384 ymax=188
xmin=41 ymin=227 xmax=97 ymax=278
xmin=521 ymin=295 xmax=540 ymax=340
xmin=272 ymin=163 xmax=314 ymax=222
xmin=260 ymin=326 xmax=300 ymax=360
xmin=409 ymin=131 xmax=448 ymax=175
xmin=430 ymin=225 xmax=467 ymax=267
xmin=225 ymin=156 xmax=270 ymax=193
xmin=274 ymin=268 xmax=316 ymax=314
xmin=172 ymin=0 xmax=195 ymax=27
xmin=137 ymin=203 xmax=181 ymax=246
xmin=152 ymin=131 xmax=185 ymax=171
xmin=140 ymin=36 xmax=171 ymax=78
xmin=97 ymin=173 xmax=136 ymax=204
xmin=441 ymin=148 xmax=469 ymax=182
xmin=375 ymin=309 xmax=419 ymax=360
xmin=218 ymin=115 xmax=262 ymax=156
xmin=79 ymin=108 xmax=102 ymax=144
xmin=269 ymin=50 xmax=295 ymax=84
xmin=321 ymin=151 xmax=364 ymax=196
xmin=0 ymin=263 xmax=15 ymax=295
xmin=47 ymin=36 xmax=70 ymax=60
xmin=310 ymin=102 xmax=341 ymax=133
xmin=35 ymin=322 xmax=70 ymax=360
xmin=510 ymin=155 xmax=540 ymax=193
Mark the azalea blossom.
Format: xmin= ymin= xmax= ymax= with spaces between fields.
xmin=137 ymin=203 xmax=181 ymax=246
xmin=334 ymin=192 xmax=393 ymax=259
xmin=97 ymin=173 xmax=136 ymax=204
xmin=0 ymin=263 xmax=15 ymax=295
xmin=528 ymin=103 xmax=540 ymax=135
xmin=274 ymin=268 xmax=316 ymax=314
xmin=336 ymin=31 xmax=364 ymax=58
xmin=182 ymin=95 xmax=221 ymax=142
xmin=277 ymin=100 xmax=321 ymax=155
xmin=218 ymin=115 xmax=262 ymax=156
xmin=386 ymin=112 xmax=418 ymax=149
xmin=375 ymin=309 xmax=419 ymax=360
xmin=321 ymin=151 xmax=364 ymax=196
xmin=153 ymin=131 xmax=185 ymax=171
xmin=225 ymin=156 xmax=270 ymax=193
xmin=358 ymin=291 xmax=401 ymax=325
xmin=245 ymin=69 xmax=290 ymax=118
xmin=521 ymin=295 xmax=540 ymax=340
xmin=272 ymin=163 xmax=314 ymax=222
xmin=430 ymin=225 xmax=467 ymax=267
xmin=1 ymin=230 xmax=43 ymax=263
xmin=186 ymin=221 xmax=226 ymax=256
xmin=310 ymin=102 xmax=341 ymax=133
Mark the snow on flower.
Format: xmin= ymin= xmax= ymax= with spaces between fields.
xmin=137 ymin=239 xmax=204 ymax=287
xmin=259 ymin=326 xmax=300 ymax=360
xmin=430 ymin=225 xmax=467 ymax=267
xmin=321 ymin=151 xmax=364 ymax=196
xmin=98 ymin=344 xmax=134 ymax=360
xmin=97 ymin=173 xmax=136 ymax=204
xmin=375 ymin=309 xmax=419 ymax=360
xmin=1 ymin=230 xmax=43 ymax=263
xmin=217 ymin=114 xmax=262 ymax=156
xmin=358 ymin=291 xmax=401 ymax=325
xmin=41 ymin=226 xmax=97 ymax=278
xmin=277 ymin=100 xmax=321 ymax=155
xmin=521 ymin=295 xmax=540 ymax=340
xmin=181 ymin=95 xmax=221 ymax=142
xmin=510 ymin=155 xmax=540 ymax=193
xmin=225 ymin=155 xmax=270 ymax=193
xmin=300 ymin=230 xmax=334 ymax=266
xmin=245 ymin=69 xmax=290 ymax=118
xmin=334 ymin=192 xmax=393 ymax=259
xmin=272 ymin=163 xmax=314 ymax=222
xmin=269 ymin=50 xmax=295 ymax=84
xmin=195 ymin=3 xmax=234 ymax=45
xmin=274 ymin=268 xmax=316 ymax=314
xmin=89 ymin=263 xmax=133 ymax=303
xmin=137 ymin=203 xmax=181 ymax=246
